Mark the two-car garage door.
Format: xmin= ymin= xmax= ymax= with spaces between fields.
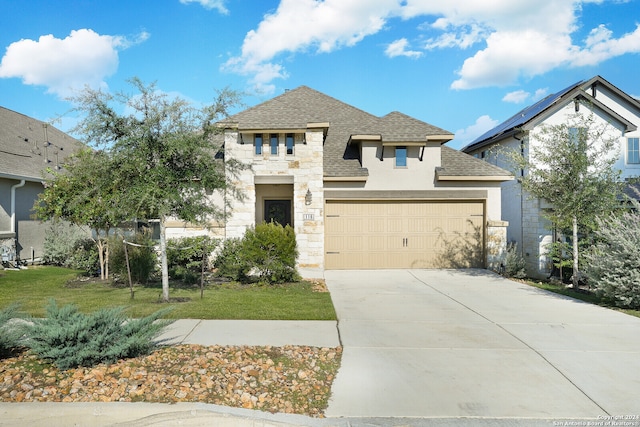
xmin=324 ymin=200 xmax=484 ymax=269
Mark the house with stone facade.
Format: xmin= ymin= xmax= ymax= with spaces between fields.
xmin=462 ymin=75 xmax=640 ymax=278
xmin=0 ymin=106 xmax=83 ymax=265
xmin=170 ymin=85 xmax=512 ymax=273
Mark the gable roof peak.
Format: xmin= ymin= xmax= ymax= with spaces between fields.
xmin=462 ymin=75 xmax=640 ymax=153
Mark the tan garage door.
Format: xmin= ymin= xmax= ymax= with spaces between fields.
xmin=325 ymin=200 xmax=484 ymax=269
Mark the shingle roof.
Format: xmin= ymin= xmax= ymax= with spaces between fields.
xmin=223 ymin=86 xmax=455 ymax=177
xmin=440 ymin=146 xmax=512 ymax=178
xmin=0 ymin=106 xmax=84 ymax=181
xmin=374 ymin=111 xmax=451 ymax=142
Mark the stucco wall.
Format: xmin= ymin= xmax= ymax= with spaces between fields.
xmin=14 ymin=181 xmax=47 ymax=260
xmin=0 ymin=180 xmax=12 ymax=231
xmin=360 ymin=142 xmax=441 ymax=190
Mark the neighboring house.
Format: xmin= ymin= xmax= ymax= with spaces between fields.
xmin=170 ymin=86 xmax=512 ymax=272
xmin=462 ymin=75 xmax=640 ymax=278
xmin=0 ymin=106 xmax=83 ymax=265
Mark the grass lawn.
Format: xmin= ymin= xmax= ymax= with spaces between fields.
xmin=0 ymin=266 xmax=337 ymax=320
xmin=522 ymin=278 xmax=640 ymax=319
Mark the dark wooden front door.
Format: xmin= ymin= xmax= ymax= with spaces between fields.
xmin=264 ymin=200 xmax=292 ymax=226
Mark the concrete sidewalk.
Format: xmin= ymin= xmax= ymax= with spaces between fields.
xmin=158 ymin=319 xmax=340 ymax=348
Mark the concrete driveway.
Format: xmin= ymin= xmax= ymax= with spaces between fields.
xmin=324 ymin=269 xmax=640 ymax=419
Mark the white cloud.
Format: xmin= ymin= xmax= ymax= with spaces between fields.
xmin=224 ymin=0 xmax=640 ymax=91
xmin=571 ymin=23 xmax=640 ymax=66
xmin=533 ymin=88 xmax=549 ymax=100
xmin=424 ymin=23 xmax=488 ymax=50
xmin=179 ymin=0 xmax=229 ymax=14
xmin=223 ymin=0 xmax=396 ymax=92
xmin=385 ymin=38 xmax=423 ymax=58
xmin=0 ymin=29 xmax=148 ymax=98
xmin=453 ymin=114 xmax=499 ymax=149
xmin=503 ymin=90 xmax=530 ymax=104
xmin=503 ymin=86 xmax=550 ymax=104
xmin=451 ymin=29 xmax=576 ymax=89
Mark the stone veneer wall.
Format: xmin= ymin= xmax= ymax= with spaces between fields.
xmin=486 ymin=220 xmax=508 ymax=272
xmin=224 ymin=130 xmax=325 ymax=270
xmin=521 ymin=197 xmax=553 ymax=278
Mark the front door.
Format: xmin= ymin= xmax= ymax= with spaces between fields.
xmin=264 ymin=200 xmax=292 ymax=226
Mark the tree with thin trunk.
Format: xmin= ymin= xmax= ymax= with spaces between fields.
xmin=34 ymin=148 xmax=124 ymax=280
xmin=70 ymin=78 xmax=244 ymax=301
xmin=503 ymin=111 xmax=623 ymax=287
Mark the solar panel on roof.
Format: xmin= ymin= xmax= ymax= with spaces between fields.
xmin=467 ymin=80 xmax=584 ymax=147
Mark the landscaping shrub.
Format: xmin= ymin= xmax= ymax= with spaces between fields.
xmin=167 ymin=236 xmax=218 ymax=284
xmin=503 ymin=242 xmax=527 ymax=279
xmin=214 ymin=237 xmax=251 ymax=282
xmin=26 ymin=300 xmax=172 ymax=370
xmin=68 ymin=237 xmax=100 ymax=274
xmin=584 ymin=200 xmax=640 ymax=309
xmin=0 ymin=304 xmax=28 ymax=358
xmin=109 ymin=231 xmax=157 ymax=284
xmin=243 ymin=222 xmax=299 ymax=283
xmin=214 ymin=222 xmax=299 ymax=284
xmin=42 ymin=220 xmax=88 ymax=267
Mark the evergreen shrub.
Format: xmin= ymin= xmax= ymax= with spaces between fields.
xmin=26 ymin=300 xmax=172 ymax=370
xmin=243 ymin=222 xmax=299 ymax=283
xmin=68 ymin=238 xmax=100 ymax=274
xmin=167 ymin=236 xmax=218 ymax=284
xmin=584 ymin=200 xmax=640 ymax=309
xmin=214 ymin=222 xmax=299 ymax=284
xmin=42 ymin=220 xmax=88 ymax=267
xmin=214 ymin=237 xmax=250 ymax=282
xmin=0 ymin=304 xmax=28 ymax=358
xmin=109 ymin=231 xmax=157 ymax=284
xmin=503 ymin=243 xmax=527 ymax=279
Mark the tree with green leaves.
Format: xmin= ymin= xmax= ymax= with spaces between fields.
xmin=34 ymin=148 xmax=125 ymax=280
xmin=505 ymin=111 xmax=623 ymax=287
xmin=69 ymin=78 xmax=244 ymax=302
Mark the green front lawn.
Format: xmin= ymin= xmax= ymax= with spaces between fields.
xmin=0 ymin=266 xmax=336 ymax=320
xmin=522 ymin=279 xmax=640 ymax=318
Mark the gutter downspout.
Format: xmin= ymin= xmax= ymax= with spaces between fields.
xmin=10 ymin=180 xmax=26 ymax=234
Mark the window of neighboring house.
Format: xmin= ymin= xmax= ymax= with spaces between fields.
xmin=628 ymin=137 xmax=640 ymax=164
xmin=285 ymin=133 xmax=294 ymax=155
xmin=270 ymin=133 xmax=278 ymax=155
xmin=254 ymin=134 xmax=263 ymax=155
xmin=395 ymin=146 xmax=407 ymax=168
xmin=568 ymin=127 xmax=586 ymax=145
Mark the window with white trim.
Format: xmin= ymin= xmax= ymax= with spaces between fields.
xmin=628 ymin=137 xmax=640 ymax=164
xmin=270 ymin=133 xmax=278 ymax=155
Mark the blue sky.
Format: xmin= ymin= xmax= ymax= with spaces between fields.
xmin=1 ymin=0 xmax=639 ymax=149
